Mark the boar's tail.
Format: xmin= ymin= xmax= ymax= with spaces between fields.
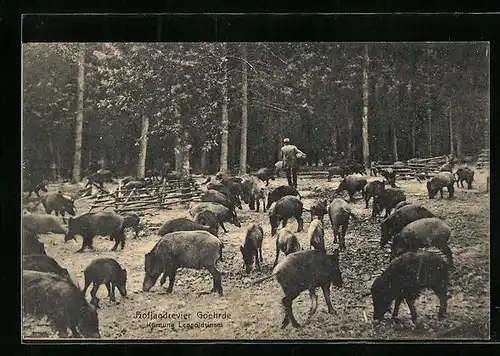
xmin=252 ymin=273 xmax=276 ymax=285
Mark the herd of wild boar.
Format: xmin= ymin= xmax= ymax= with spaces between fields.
xmin=21 ymin=162 xmax=478 ymax=338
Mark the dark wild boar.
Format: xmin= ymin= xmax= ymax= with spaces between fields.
xmin=390 ymin=217 xmax=453 ymax=267
xmin=142 ymin=231 xmax=223 ymax=296
xmin=269 ymin=196 xmax=304 ymax=236
xmin=380 ymin=204 xmax=436 ymax=247
xmin=372 ymin=187 xmax=406 ymax=218
xmin=307 ymin=217 xmax=326 ymax=252
xmin=255 ymin=167 xmax=276 ymax=186
xmin=427 ymin=172 xmax=455 ymax=199
xmin=328 ymin=198 xmax=357 ymax=251
xmin=189 ymin=202 xmax=241 ymax=233
xmin=394 ymin=201 xmax=412 ymax=211
xmin=253 ymin=249 xmax=343 ymax=329
xmin=121 ymin=212 xmax=140 ymax=238
xmin=455 ymin=167 xmax=475 ymax=189
xmin=64 ymin=211 xmax=126 ymax=253
xmin=364 ymin=251 xmax=449 ymax=323
xmin=83 ymin=258 xmax=127 ymax=308
xmin=23 ymin=214 xmax=67 ymax=235
xmin=379 ymin=168 xmax=397 ymax=187
xmin=363 ymin=180 xmax=386 ymax=209
xmin=336 ymin=175 xmax=368 ymax=202
xmin=240 ymin=175 xmax=267 ymax=212
xmin=22 ymin=270 xmax=101 ymax=338
xmin=23 ymin=254 xmax=71 ymax=281
xmin=240 ymin=223 xmax=264 ymax=273
xmin=158 ymin=217 xmax=218 ymax=238
xmin=266 ymin=185 xmax=301 ymax=210
xmin=309 ymin=198 xmax=328 ymax=222
xmin=41 ymin=192 xmax=77 ymax=223
xmin=201 ymin=189 xmax=239 ymax=212
xmin=273 ymin=228 xmax=303 ymax=267
xmin=193 ymin=210 xmax=219 ymax=237
xmin=22 ymin=229 xmax=46 ymax=256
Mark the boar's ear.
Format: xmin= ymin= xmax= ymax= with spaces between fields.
xmin=239 ymin=246 xmax=245 ymax=253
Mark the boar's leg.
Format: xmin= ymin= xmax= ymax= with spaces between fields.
xmin=339 ymin=223 xmax=348 ymax=251
xmin=439 ymin=188 xmax=444 ymax=199
xmin=258 ymin=245 xmax=263 ymax=262
xmin=76 ymin=236 xmax=90 ymax=253
xmin=134 ymin=226 xmax=140 ymax=239
xmin=69 ymin=320 xmax=82 ymax=338
xmin=207 ymin=266 xmax=223 ymax=296
xmin=448 ymin=185 xmax=454 ymax=198
xmin=332 ymin=226 xmax=339 ymax=244
xmin=111 ymin=237 xmax=120 ymax=251
xmin=296 ymin=216 xmax=304 ymax=232
xmin=255 ymin=199 xmax=260 ymax=212
xmin=55 ymin=321 xmax=70 ymax=338
xmin=219 ymin=222 xmax=228 ymax=233
xmin=405 ymin=297 xmax=419 ymax=323
xmin=90 ymin=283 xmax=100 ymax=308
xmin=434 ymin=284 xmax=448 ymax=319
xmin=281 ymin=294 xmax=301 ymax=328
xmin=273 ymin=240 xmax=281 ymax=267
xmin=392 ymin=297 xmax=403 ymax=320
xmin=263 ymin=199 xmax=266 ymax=213
xmin=165 ymin=269 xmax=177 ymax=293
xmin=159 ymin=272 xmax=167 ymax=286
xmin=105 ymin=282 xmax=116 ymax=302
xmin=436 ymin=243 xmax=453 ymax=268
xmin=307 ymin=289 xmax=319 ymax=318
xmin=321 ymin=283 xmax=335 ymax=314
xmin=254 ymin=250 xmax=261 ymax=271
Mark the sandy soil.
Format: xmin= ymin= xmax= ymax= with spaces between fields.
xmin=22 ymin=169 xmax=490 ymax=340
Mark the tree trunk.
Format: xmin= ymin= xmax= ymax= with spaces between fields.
xmin=200 ymin=148 xmax=208 ymax=173
xmin=426 ymin=85 xmax=432 ymax=157
xmin=448 ymin=101 xmax=454 ymax=157
xmin=332 ymin=129 xmax=337 ymax=154
xmin=72 ymin=46 xmax=85 ymax=183
xmin=137 ymin=115 xmax=149 ymax=178
xmin=219 ymin=43 xmax=229 ymax=176
xmin=174 ymin=138 xmax=183 ymax=174
xmin=411 ymin=119 xmax=416 ymax=158
xmin=48 ymin=136 xmax=57 ymax=181
xmin=408 ymin=79 xmax=417 ymax=157
xmin=239 ymin=44 xmax=248 ymax=175
xmin=346 ymin=101 xmax=353 ymax=158
xmin=361 ymin=44 xmax=370 ymax=168
xmin=456 ymin=120 xmax=462 ymax=158
xmin=180 ymin=131 xmax=191 ymax=179
xmin=392 ymin=120 xmax=399 ymax=162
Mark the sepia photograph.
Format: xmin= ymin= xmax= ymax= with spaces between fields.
xmin=21 ymin=41 xmax=490 ymax=341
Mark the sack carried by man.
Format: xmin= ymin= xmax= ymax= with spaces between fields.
xmin=296 ymin=152 xmax=306 ymax=160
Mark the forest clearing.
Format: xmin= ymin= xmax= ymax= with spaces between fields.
xmin=22 ymin=42 xmax=490 ymax=340
xmin=22 ymin=170 xmax=490 ymax=340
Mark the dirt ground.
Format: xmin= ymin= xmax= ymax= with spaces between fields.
xmin=22 ymin=169 xmax=491 ymax=340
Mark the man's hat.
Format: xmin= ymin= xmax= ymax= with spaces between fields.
xmin=283 ymin=138 xmax=290 ymax=143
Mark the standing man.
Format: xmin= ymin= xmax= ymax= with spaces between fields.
xmin=281 ymin=138 xmax=305 ymax=188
